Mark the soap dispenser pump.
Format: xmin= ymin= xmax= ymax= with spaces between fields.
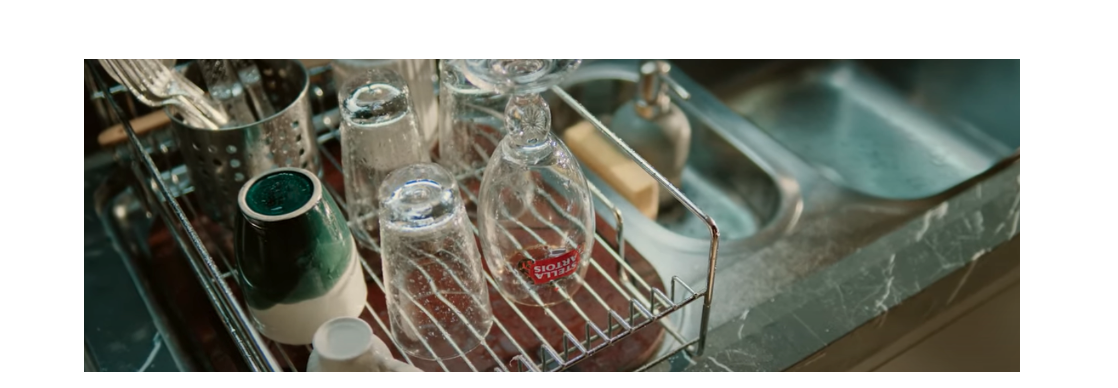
xmin=609 ymin=60 xmax=691 ymax=208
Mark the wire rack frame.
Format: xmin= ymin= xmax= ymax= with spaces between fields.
xmin=86 ymin=59 xmax=721 ymax=372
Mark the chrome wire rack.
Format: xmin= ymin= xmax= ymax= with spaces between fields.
xmin=86 ymin=59 xmax=720 ymax=372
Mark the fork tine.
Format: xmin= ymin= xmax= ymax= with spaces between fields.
xmin=98 ymin=60 xmax=126 ymax=85
xmin=152 ymin=59 xmax=208 ymax=96
xmin=104 ymin=60 xmax=154 ymax=105
xmin=135 ymin=59 xmax=165 ymax=93
xmin=119 ymin=60 xmax=150 ymax=94
xmin=124 ymin=59 xmax=202 ymax=118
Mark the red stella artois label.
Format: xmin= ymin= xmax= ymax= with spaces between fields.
xmin=516 ymin=248 xmax=581 ymax=285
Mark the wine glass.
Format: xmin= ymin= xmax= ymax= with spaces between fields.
xmin=465 ymin=60 xmax=596 ymax=307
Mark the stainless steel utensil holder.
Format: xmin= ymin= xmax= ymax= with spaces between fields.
xmin=170 ymin=59 xmax=320 ymax=226
xmin=87 ymin=59 xmax=720 ymax=372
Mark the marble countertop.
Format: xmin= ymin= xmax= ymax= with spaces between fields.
xmin=665 ymin=159 xmax=1020 ymax=371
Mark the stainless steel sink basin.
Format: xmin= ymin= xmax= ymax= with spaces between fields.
xmin=551 ymin=61 xmax=788 ymax=243
xmin=717 ymin=59 xmax=1019 ymax=200
xmin=545 ymin=60 xmax=806 ymax=306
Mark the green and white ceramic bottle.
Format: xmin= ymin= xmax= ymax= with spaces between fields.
xmin=234 ymin=167 xmax=368 ymax=345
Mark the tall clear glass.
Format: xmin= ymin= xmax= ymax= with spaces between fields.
xmin=332 ymin=59 xmax=438 ymax=151
xmin=436 ymin=60 xmax=509 ymax=178
xmin=339 ymin=68 xmax=430 ymax=238
xmin=378 ymin=163 xmax=493 ymax=360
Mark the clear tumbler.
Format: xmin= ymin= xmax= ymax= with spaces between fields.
xmin=339 ymin=68 xmax=430 ymax=238
xmin=332 ymin=59 xmax=438 ymax=151
xmin=378 ymin=163 xmax=493 ymax=360
xmin=436 ymin=59 xmax=509 ymax=178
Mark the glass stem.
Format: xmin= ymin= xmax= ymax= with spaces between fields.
xmin=505 ymin=93 xmax=551 ymax=148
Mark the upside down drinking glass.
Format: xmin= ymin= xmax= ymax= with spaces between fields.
xmin=338 ymin=68 xmax=430 ymax=239
xmin=378 ymin=163 xmax=493 ymax=360
xmin=436 ymin=59 xmax=509 ymax=179
xmin=332 ymin=59 xmax=439 ymax=152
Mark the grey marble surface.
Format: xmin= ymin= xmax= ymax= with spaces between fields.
xmin=672 ymin=161 xmax=1020 ymax=372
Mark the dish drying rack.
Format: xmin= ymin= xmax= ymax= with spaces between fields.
xmin=86 ymin=59 xmax=721 ymax=372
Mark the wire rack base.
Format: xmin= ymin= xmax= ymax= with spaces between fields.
xmin=87 ymin=59 xmax=720 ymax=372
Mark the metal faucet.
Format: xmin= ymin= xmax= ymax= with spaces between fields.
xmin=635 ymin=60 xmax=691 ymax=120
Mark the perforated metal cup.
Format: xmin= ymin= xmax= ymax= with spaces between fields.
xmin=168 ymin=59 xmax=321 ymax=226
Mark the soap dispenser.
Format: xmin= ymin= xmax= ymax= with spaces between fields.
xmin=609 ymin=60 xmax=691 ymax=208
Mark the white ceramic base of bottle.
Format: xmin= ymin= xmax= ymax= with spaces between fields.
xmin=249 ymin=245 xmax=368 ymax=345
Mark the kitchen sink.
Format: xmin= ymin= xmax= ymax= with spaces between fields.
xmin=551 ymin=61 xmax=790 ymax=243
xmin=716 ymin=59 xmax=1019 ymax=200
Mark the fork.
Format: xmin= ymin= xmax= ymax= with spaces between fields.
xmin=129 ymin=59 xmax=231 ymax=129
xmin=99 ymin=59 xmax=230 ymax=129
